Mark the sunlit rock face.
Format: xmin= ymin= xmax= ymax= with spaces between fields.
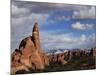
xmin=32 ymin=22 xmax=41 ymax=52
xmin=11 ymin=22 xmax=49 ymax=74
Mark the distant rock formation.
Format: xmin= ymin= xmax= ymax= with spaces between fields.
xmin=11 ymin=22 xmax=49 ymax=74
xmin=93 ymin=47 xmax=96 ymax=57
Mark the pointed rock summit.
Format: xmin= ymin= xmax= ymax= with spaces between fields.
xmin=11 ymin=22 xmax=49 ymax=74
xmin=32 ymin=22 xmax=41 ymax=51
xmin=32 ymin=22 xmax=39 ymax=33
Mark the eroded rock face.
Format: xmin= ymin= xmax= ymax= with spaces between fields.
xmin=11 ymin=22 xmax=49 ymax=74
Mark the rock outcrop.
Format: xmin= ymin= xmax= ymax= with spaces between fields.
xmin=11 ymin=22 xmax=49 ymax=74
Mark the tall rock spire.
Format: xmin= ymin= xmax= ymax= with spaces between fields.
xmin=11 ymin=22 xmax=49 ymax=74
xmin=32 ymin=22 xmax=41 ymax=51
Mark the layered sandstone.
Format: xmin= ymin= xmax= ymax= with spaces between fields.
xmin=11 ymin=22 xmax=49 ymax=74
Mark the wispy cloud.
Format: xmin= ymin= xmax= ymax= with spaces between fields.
xmin=55 ymin=16 xmax=71 ymax=21
xmin=72 ymin=22 xmax=94 ymax=30
xmin=11 ymin=2 xmax=50 ymax=26
xmin=40 ymin=31 xmax=96 ymax=49
xmin=72 ymin=6 xmax=96 ymax=19
xmin=12 ymin=4 xmax=30 ymax=18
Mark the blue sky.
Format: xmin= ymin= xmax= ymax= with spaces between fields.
xmin=11 ymin=0 xmax=96 ymax=52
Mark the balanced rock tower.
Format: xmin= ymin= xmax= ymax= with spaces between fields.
xmin=11 ymin=22 xmax=49 ymax=74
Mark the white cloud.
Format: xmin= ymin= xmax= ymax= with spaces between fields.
xmin=12 ymin=7 xmax=49 ymax=27
xmin=12 ymin=4 xmax=30 ymax=17
xmin=72 ymin=22 xmax=94 ymax=30
xmin=11 ymin=4 xmax=31 ymax=26
xmin=40 ymin=31 xmax=96 ymax=49
xmin=11 ymin=3 xmax=50 ymax=27
xmin=55 ymin=16 xmax=71 ymax=21
xmin=72 ymin=6 xmax=96 ymax=19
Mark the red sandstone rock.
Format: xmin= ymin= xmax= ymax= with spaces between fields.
xmin=93 ymin=47 xmax=96 ymax=57
xmin=11 ymin=22 xmax=49 ymax=74
xmin=32 ymin=22 xmax=41 ymax=52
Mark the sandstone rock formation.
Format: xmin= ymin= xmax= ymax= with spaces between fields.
xmin=93 ymin=47 xmax=96 ymax=57
xmin=11 ymin=22 xmax=49 ymax=74
xmin=48 ymin=53 xmax=67 ymax=65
